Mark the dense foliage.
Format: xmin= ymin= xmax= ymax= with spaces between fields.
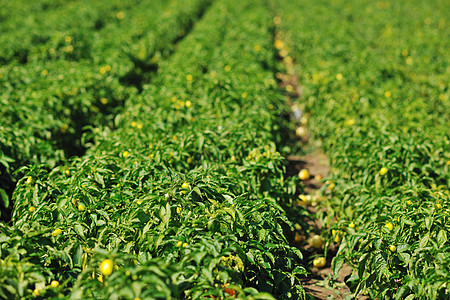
xmin=275 ymin=0 xmax=449 ymax=298
xmin=1 ymin=0 xmax=448 ymax=299
xmin=1 ymin=0 xmax=307 ymax=299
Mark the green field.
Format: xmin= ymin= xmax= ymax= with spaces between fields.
xmin=0 ymin=0 xmax=448 ymax=299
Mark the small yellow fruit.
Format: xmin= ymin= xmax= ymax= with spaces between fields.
xmin=327 ymin=182 xmax=336 ymax=190
xmin=116 ymin=11 xmax=124 ymax=19
xmin=406 ymin=200 xmax=412 ymax=206
xmin=333 ymin=230 xmax=343 ymax=243
xmin=122 ymin=151 xmax=130 ymax=158
xmin=298 ymin=194 xmax=312 ymax=205
xmin=52 ymin=229 xmax=62 ymax=237
xmin=285 ymin=84 xmax=294 ymax=92
xmin=348 ymin=222 xmax=356 ymax=229
xmin=176 ymin=241 xmax=183 ymax=247
xmin=50 ymin=280 xmax=59 ymax=288
xmin=29 ymin=206 xmax=36 ymax=213
xmin=298 ymin=169 xmax=310 ymax=181
xmin=274 ymin=39 xmax=284 ymax=50
xmin=176 ymin=206 xmax=182 ymax=214
xmin=78 ymin=204 xmax=85 ymax=211
xmin=309 ymin=235 xmax=324 ymax=249
xmin=389 ymin=245 xmax=397 ymax=252
xmin=379 ymin=167 xmax=388 ymax=176
xmin=100 ymin=259 xmax=114 ymax=276
xmin=385 ymin=223 xmax=394 ymax=231
xmin=313 ymin=257 xmax=326 ymax=268
xmin=295 ymin=126 xmax=307 ymax=138
xmin=345 ymin=118 xmax=355 ymax=126
xmin=98 ymin=275 xmax=103 ymax=282
xmin=300 ymin=116 xmax=308 ymax=125
xmin=436 ymin=203 xmax=442 ymax=210
xmin=181 ymin=182 xmax=190 ymax=189
xmin=182 ymin=242 xmax=188 ymax=247
xmin=32 ymin=288 xmax=40 ymax=296
xmin=26 ymin=177 xmax=33 ymax=185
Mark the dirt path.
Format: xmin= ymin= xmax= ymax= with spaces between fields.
xmin=288 ymin=151 xmax=358 ymax=299
xmin=273 ymin=20 xmax=366 ymax=299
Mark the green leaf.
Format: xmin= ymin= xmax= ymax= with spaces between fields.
xmin=419 ymin=233 xmax=429 ymax=249
xmin=0 ymin=188 xmax=9 ymax=208
xmin=437 ymin=230 xmax=447 ymax=248
xmin=332 ymin=255 xmax=345 ymax=276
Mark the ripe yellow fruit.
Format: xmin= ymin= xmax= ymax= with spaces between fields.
xmin=116 ymin=11 xmax=124 ymax=19
xmin=379 ymin=167 xmax=388 ymax=176
xmin=122 ymin=151 xmax=130 ymax=158
xmin=406 ymin=200 xmax=412 ymax=206
xmin=385 ymin=222 xmax=394 ymax=231
xmin=436 ymin=203 xmax=442 ymax=210
xmin=295 ymin=126 xmax=307 ymax=138
xmin=78 ymin=204 xmax=85 ymax=211
xmin=29 ymin=206 xmax=36 ymax=213
xmin=176 ymin=241 xmax=183 ymax=247
xmin=333 ymin=230 xmax=343 ymax=243
xmin=181 ymin=182 xmax=190 ymax=189
xmin=313 ymin=257 xmax=326 ymax=268
xmin=52 ymin=229 xmax=62 ymax=237
xmin=26 ymin=177 xmax=33 ymax=185
xmin=182 ymin=242 xmax=188 ymax=247
xmin=32 ymin=288 xmax=40 ymax=296
xmin=298 ymin=169 xmax=310 ymax=181
xmin=99 ymin=259 xmax=114 ymax=276
xmin=389 ymin=245 xmax=397 ymax=252
xmin=298 ymin=194 xmax=312 ymax=205
xmin=348 ymin=222 xmax=356 ymax=229
xmin=50 ymin=280 xmax=59 ymax=288
xmin=176 ymin=206 xmax=182 ymax=214
xmin=345 ymin=118 xmax=355 ymax=126
xmin=274 ymin=39 xmax=284 ymax=50
xmin=309 ymin=235 xmax=324 ymax=249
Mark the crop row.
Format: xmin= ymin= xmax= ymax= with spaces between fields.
xmin=275 ymin=0 xmax=449 ymax=298
xmin=2 ymin=0 xmax=308 ymax=299
xmin=0 ymin=0 xmax=212 ymax=220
